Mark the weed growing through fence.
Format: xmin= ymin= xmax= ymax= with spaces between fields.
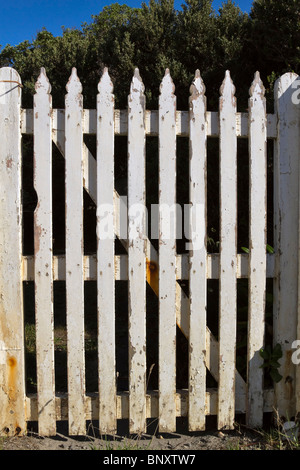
xmin=255 ymin=411 xmax=300 ymax=451
xmin=24 ymin=323 xmax=36 ymax=355
xmin=224 ymin=414 xmax=300 ymax=451
xmin=259 ymin=343 xmax=283 ymax=384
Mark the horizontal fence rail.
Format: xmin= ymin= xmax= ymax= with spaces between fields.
xmin=21 ymin=108 xmax=278 ymax=138
xmin=0 ymin=66 xmax=300 ymax=437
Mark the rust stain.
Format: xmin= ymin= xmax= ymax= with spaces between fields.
xmin=146 ymin=258 xmax=159 ymax=296
xmin=6 ymin=157 xmax=13 ymax=169
xmin=34 ymin=224 xmax=42 ymax=253
xmin=145 ymin=257 xmax=186 ymax=338
xmin=7 ymin=356 xmax=17 ymax=403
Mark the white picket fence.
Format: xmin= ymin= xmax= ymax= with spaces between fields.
xmin=0 ymin=65 xmax=300 ymax=437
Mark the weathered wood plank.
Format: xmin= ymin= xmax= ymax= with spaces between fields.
xmin=218 ymin=71 xmax=237 ymax=430
xmin=127 ymin=69 xmax=147 ymax=434
xmin=65 ymin=68 xmax=86 ymax=435
xmin=158 ymin=69 xmax=177 ymax=433
xmin=33 ymin=68 xmax=56 ymax=436
xmin=188 ymin=70 xmax=207 ymax=431
xmin=247 ymin=72 xmax=267 ymax=427
xmin=22 ymin=252 xmax=276 ymax=282
xmin=25 ymin=388 xmax=275 ymax=422
xmin=21 ymin=108 xmax=277 ymax=139
xmin=97 ymin=68 xmax=117 ymax=435
xmin=273 ymin=72 xmax=300 ymax=419
xmin=48 ymin=104 xmax=276 ymax=404
xmin=5 ymin=66 xmax=300 ymax=435
xmin=0 ymin=67 xmax=26 ymax=436
xmin=51 ymin=116 xmax=275 ymax=377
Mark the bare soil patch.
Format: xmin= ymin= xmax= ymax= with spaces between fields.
xmin=0 ymin=418 xmax=284 ymax=451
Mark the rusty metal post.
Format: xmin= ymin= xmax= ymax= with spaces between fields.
xmin=0 ymin=67 xmax=26 ymax=436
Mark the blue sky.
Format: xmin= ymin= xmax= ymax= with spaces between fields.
xmin=0 ymin=0 xmax=253 ymax=50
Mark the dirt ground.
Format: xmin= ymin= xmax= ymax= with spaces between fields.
xmin=0 ymin=417 xmax=286 ymax=451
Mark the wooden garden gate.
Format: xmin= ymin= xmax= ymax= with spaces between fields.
xmin=0 ymin=65 xmax=299 ymax=436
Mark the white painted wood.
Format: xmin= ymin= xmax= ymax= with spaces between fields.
xmin=97 ymin=68 xmax=117 ymax=435
xmin=0 ymin=67 xmax=26 ymax=436
xmin=273 ymin=72 xmax=300 ymax=419
xmin=52 ymin=116 xmax=97 ymax=211
xmin=52 ymin=110 xmax=65 ymax=159
xmin=25 ymin=387 xmax=275 ymax=422
xmin=127 ymin=69 xmax=147 ymax=434
xmin=33 ymin=68 xmax=56 ymax=436
xmin=65 ymin=68 xmax=86 ymax=435
xmin=33 ymin=100 xmax=250 ymax=420
xmin=23 ymin=252 xmax=249 ymax=410
xmin=188 ymin=70 xmax=207 ymax=431
xmin=218 ymin=71 xmax=237 ymax=430
xmin=16 ymin=68 xmax=286 ymax=432
xmin=5 ymin=66 xmax=300 ymax=434
xmin=158 ymin=69 xmax=177 ymax=433
xmin=33 ymin=95 xmax=278 ymax=413
xmin=247 ymin=72 xmax=267 ymax=427
xmin=22 ymin=108 xmax=278 ymax=139
xmin=22 ymin=252 xmax=276 ymax=282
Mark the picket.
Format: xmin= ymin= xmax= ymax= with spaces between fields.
xmin=97 ymin=68 xmax=117 ymax=435
xmin=158 ymin=69 xmax=177 ymax=433
xmin=273 ymin=72 xmax=300 ymax=419
xmin=65 ymin=68 xmax=86 ymax=435
xmin=33 ymin=68 xmax=56 ymax=436
xmin=246 ymin=72 xmax=267 ymax=427
xmin=0 ymin=67 xmax=26 ymax=436
xmin=127 ymin=69 xmax=147 ymax=434
xmin=188 ymin=70 xmax=207 ymax=431
xmin=0 ymin=65 xmax=300 ymax=436
xmin=218 ymin=71 xmax=237 ymax=430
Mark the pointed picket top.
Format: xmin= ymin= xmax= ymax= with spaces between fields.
xmin=189 ymin=69 xmax=206 ymax=117
xmin=130 ymin=67 xmax=145 ymax=94
xmin=159 ymin=68 xmax=176 ymax=98
xmin=98 ymin=67 xmax=114 ymax=100
xmin=249 ymin=71 xmax=265 ymax=102
xmin=189 ymin=69 xmax=206 ymax=100
xmin=35 ymin=67 xmax=51 ymax=95
xmin=129 ymin=68 xmax=145 ymax=103
xmin=66 ymin=67 xmax=83 ymax=96
xmin=220 ymin=70 xmax=236 ymax=108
